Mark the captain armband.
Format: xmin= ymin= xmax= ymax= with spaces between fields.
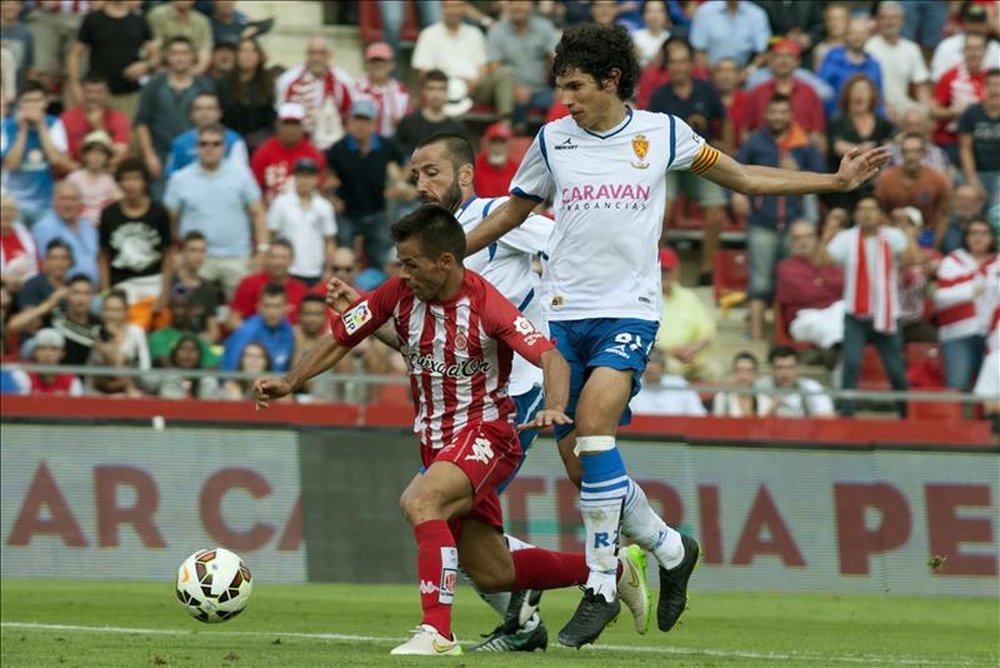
xmin=689 ymin=145 xmax=722 ymax=175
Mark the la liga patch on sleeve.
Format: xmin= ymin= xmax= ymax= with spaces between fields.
xmin=342 ymin=300 xmax=372 ymax=334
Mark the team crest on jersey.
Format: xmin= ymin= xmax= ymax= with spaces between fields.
xmin=631 ymin=134 xmax=650 ymax=170
xmin=453 ymin=327 xmax=468 ymax=351
xmin=342 ymin=300 xmax=372 ymax=334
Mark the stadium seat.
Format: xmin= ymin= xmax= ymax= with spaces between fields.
xmin=908 ymin=390 xmax=965 ymax=421
xmin=712 ymin=249 xmax=748 ymax=303
xmin=772 ymin=300 xmax=813 ymax=351
xmin=358 ymin=1 xmax=420 ymax=45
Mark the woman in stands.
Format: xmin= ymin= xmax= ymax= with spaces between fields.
xmin=218 ymin=37 xmax=277 ymax=154
xmin=221 ymin=341 xmax=273 ymax=401
xmin=712 ymin=351 xmax=774 ymax=417
xmin=158 ymin=334 xmax=220 ymax=400
xmin=87 ymin=289 xmax=150 ymax=395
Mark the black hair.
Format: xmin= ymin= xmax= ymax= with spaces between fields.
xmin=114 ymin=157 xmax=150 ymax=185
xmin=422 ymin=68 xmax=449 ymax=86
xmin=733 ymin=351 xmax=759 ymax=369
xmin=81 ymin=72 xmax=109 ymax=87
xmin=300 ymin=294 xmax=327 ymax=309
xmin=414 ymin=133 xmax=475 ymax=170
xmin=662 ymin=35 xmax=693 ymax=60
xmin=104 ymin=288 xmax=129 ymax=307
xmin=169 ymin=335 xmax=205 ymax=395
xmin=768 ymin=346 xmax=799 ymax=364
xmin=962 ymin=219 xmax=998 ymax=254
xmin=18 ymin=81 xmax=47 ymax=98
xmin=768 ymin=93 xmax=793 ymax=107
xmin=165 ymin=35 xmax=195 ymax=51
xmin=182 ymin=230 xmax=206 ymax=245
xmin=45 ymin=238 xmax=72 ymax=256
xmin=270 ymin=237 xmax=295 ymax=253
xmin=260 ymin=282 xmax=287 ymax=300
xmin=240 ymin=341 xmax=273 ymax=372
xmin=553 ymin=24 xmax=639 ymax=101
xmin=390 ymin=204 xmax=466 ymax=261
xmin=67 ymin=273 xmax=93 ymax=287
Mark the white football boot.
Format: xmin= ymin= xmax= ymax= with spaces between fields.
xmin=390 ymin=624 xmax=463 ymax=656
xmin=618 ymin=544 xmax=653 ymax=634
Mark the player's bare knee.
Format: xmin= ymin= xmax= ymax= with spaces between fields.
xmin=400 ymin=488 xmax=447 ymax=524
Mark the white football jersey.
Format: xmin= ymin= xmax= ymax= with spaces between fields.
xmin=509 ymin=109 xmax=710 ymax=322
xmin=458 ymin=195 xmax=553 ymax=395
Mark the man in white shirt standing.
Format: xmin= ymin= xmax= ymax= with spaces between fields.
xmin=411 ymin=0 xmax=513 ymax=121
xmin=466 ymin=23 xmax=887 ymax=648
xmin=864 ymin=1 xmax=931 ymax=122
xmin=266 ymin=158 xmax=336 ymax=286
xmin=930 ymin=4 xmax=1000 ymax=82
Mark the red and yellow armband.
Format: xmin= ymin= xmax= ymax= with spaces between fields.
xmin=690 ymin=144 xmax=721 ymax=175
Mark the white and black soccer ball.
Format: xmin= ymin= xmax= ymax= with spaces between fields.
xmin=176 ymin=547 xmax=253 ymax=623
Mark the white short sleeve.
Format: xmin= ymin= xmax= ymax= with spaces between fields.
xmin=49 ymin=118 xmax=68 ymax=152
xmin=266 ymin=197 xmax=283 ymax=231
xmin=666 ymin=115 xmax=708 ymax=172
xmin=508 ymin=130 xmax=554 ymax=202
xmin=826 ymin=230 xmax=852 ymax=266
xmin=163 ymin=172 xmax=183 ymax=211
xmin=884 ymin=227 xmax=907 ymax=256
xmin=501 ymin=212 xmax=553 ymax=256
xmin=318 ymin=198 xmax=337 ymax=236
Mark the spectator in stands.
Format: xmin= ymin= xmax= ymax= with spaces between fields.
xmin=818 ymin=17 xmax=883 ymax=119
xmin=45 ymin=273 xmax=100 ymax=366
xmin=744 ymin=40 xmax=827 ymax=154
xmin=486 ymin=0 xmax=559 ymax=128
xmin=218 ymin=37 xmax=276 ymax=154
xmin=648 ymin=36 xmax=729 ymax=282
xmin=473 ymin=122 xmax=519 ymax=198
xmin=157 ymin=334 xmax=220 ymax=399
xmin=712 ymin=351 xmax=774 ymax=417
xmin=148 ymin=282 xmax=220 ymax=368
xmin=412 ymin=0 xmax=514 ymax=123
xmin=886 ymin=104 xmax=951 ymax=175
xmin=1 ymin=194 xmax=38 ymax=293
xmin=251 ymin=102 xmax=327 ymax=204
xmin=824 ymin=75 xmax=895 ymax=213
xmin=754 ymin=346 xmax=835 ymax=418
xmin=60 ymin=73 xmax=130 ymax=167
xmin=631 ymin=0 xmax=671 ymax=68
xmin=754 ymin=1 xmax=824 ymax=62
xmin=170 ymin=231 xmax=224 ymax=346
xmin=711 ymin=57 xmax=749 ymax=150
xmin=812 ymin=2 xmax=849 ymax=73
xmin=958 ymin=69 xmax=1000 ymax=209
xmin=630 ymin=348 xmax=708 ymax=416
xmin=378 ymin=0 xmax=442 ymax=64
xmin=290 ymin=293 xmax=330 ymax=397
xmin=934 ymin=219 xmax=999 ymax=391
xmin=32 ymin=180 xmax=98 ymax=285
xmin=395 ymin=69 xmax=467 ymax=159
xmin=69 ymin=0 xmax=156 ymax=117
xmin=211 ymin=0 xmax=251 ymax=47
xmin=98 ymin=158 xmax=172 ymax=307
xmin=875 ymin=133 xmax=952 ymax=249
xmin=147 ymin=0 xmax=214 ymax=75
xmin=944 ymin=184 xmax=989 ymax=255
xmin=208 ymin=40 xmax=237 ymax=81
xmin=354 ymin=42 xmax=410 ymax=140
xmin=275 ymin=35 xmax=354 ymax=151
xmin=2 ymin=82 xmax=72 ymax=226
xmin=11 ymin=328 xmax=83 ymax=396
xmin=732 ymin=95 xmax=824 ymax=340
xmin=973 ymin=305 xmax=1000 ymax=432
xmin=266 ymin=158 xmax=337 ymax=287
xmin=930 ymin=3 xmax=1000 ymax=83
xmin=0 ymin=1 xmax=34 ymax=96
xmin=227 ymin=238 xmax=308 ymax=330
xmin=220 ymin=340 xmax=273 ymax=401
xmin=901 ymin=0 xmax=950 ymax=59
xmin=165 ymin=91 xmax=248 ymax=177
xmin=823 ymin=195 xmax=921 ymax=417
xmin=135 ymin=36 xmax=216 ymax=189
xmin=321 ymin=246 xmax=361 ymax=295
xmin=87 ymin=288 xmax=150 ymax=396
xmin=589 ymin=0 xmax=621 ymax=28
xmin=931 ymin=32 xmax=989 ymax=164
xmin=221 ymin=282 xmax=294 ymax=372
xmin=66 ymin=131 xmax=120 ymax=224
xmin=689 ymin=0 xmax=770 ymax=69
xmin=864 ymin=1 xmax=931 ymax=123
xmin=165 ymin=124 xmax=267 ymax=299
xmin=778 ymin=218 xmax=845 ymax=351
xmin=10 ymin=239 xmax=70 ymax=323
xmin=326 ymin=98 xmax=405 ymax=268
xmin=889 ymin=207 xmax=940 ymax=344
xmin=654 ymin=247 xmax=718 ymax=381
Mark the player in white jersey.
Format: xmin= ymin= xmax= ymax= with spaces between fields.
xmin=466 ymin=24 xmax=890 ymax=648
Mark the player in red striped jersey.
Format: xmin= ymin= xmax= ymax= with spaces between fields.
xmin=253 ymin=204 xmax=649 ymax=656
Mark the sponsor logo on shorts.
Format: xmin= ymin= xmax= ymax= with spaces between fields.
xmin=603 ymin=345 xmax=631 ymax=359
xmin=342 ymin=300 xmax=372 ymax=335
xmin=465 ymin=436 xmax=495 ymax=465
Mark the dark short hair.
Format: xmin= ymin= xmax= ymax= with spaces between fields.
xmin=422 ymin=69 xmax=448 ymax=86
xmin=114 ymin=157 xmax=150 ymax=185
xmin=165 ymin=35 xmax=195 ymax=51
xmin=854 ymin=194 xmax=883 ymax=211
xmin=390 ymin=204 xmax=466 ymax=261
xmin=270 ymin=237 xmax=294 ymax=253
xmin=733 ymin=351 xmax=759 ymax=369
xmin=104 ymin=288 xmax=129 ymax=307
xmin=768 ymin=93 xmax=792 ymax=107
xmin=662 ymin=35 xmax=693 ymax=60
xmin=45 ymin=239 xmax=72 ymax=257
xmin=182 ymin=230 xmax=207 ymax=246
xmin=67 ymin=273 xmax=93 ymax=288
xmin=768 ymin=346 xmax=799 ymax=364
xmin=414 ymin=133 xmax=475 ymax=170
xmin=260 ymin=282 xmax=287 ymax=301
xmin=300 ymin=294 xmax=327 ymax=308
xmin=81 ymin=72 xmax=109 ymax=87
xmin=553 ymin=24 xmax=639 ymax=101
xmin=18 ymin=81 xmax=47 ymax=98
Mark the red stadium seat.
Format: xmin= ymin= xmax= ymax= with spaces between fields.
xmin=358 ymin=1 xmax=421 ymax=46
xmin=908 ymin=390 xmax=965 ymax=421
xmin=712 ymin=249 xmax=748 ymax=303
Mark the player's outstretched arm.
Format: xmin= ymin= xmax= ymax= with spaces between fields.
xmin=325 ymin=277 xmax=400 ymax=350
xmin=252 ymin=336 xmax=350 ymax=409
xmin=465 ymin=195 xmax=538 ymax=255
xmin=702 ymin=145 xmax=890 ymax=196
xmin=519 ymin=348 xmax=573 ymax=431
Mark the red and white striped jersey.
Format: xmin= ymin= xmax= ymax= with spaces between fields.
xmin=330 ymin=271 xmax=554 ymax=450
xmin=353 ymin=76 xmax=410 ymax=138
xmin=933 ymin=250 xmax=999 ymax=342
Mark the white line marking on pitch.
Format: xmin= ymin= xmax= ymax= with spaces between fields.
xmin=0 ymin=621 xmax=982 ymax=666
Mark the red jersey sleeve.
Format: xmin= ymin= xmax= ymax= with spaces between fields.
xmin=330 ymin=277 xmax=404 ymax=347
xmin=477 ymin=277 xmax=554 ymax=366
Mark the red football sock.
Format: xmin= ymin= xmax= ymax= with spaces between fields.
xmin=512 ymin=548 xmax=624 ymax=590
xmin=413 ymin=519 xmax=457 ymax=638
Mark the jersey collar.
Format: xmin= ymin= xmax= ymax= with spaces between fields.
xmin=581 ymin=107 xmax=634 ymax=140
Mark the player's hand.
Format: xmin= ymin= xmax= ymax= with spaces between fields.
xmin=325 ymin=277 xmax=360 ymax=313
xmin=837 ymin=145 xmax=890 ymax=192
xmin=252 ymin=375 xmax=292 ymax=410
xmin=517 ymin=409 xmax=573 ymax=432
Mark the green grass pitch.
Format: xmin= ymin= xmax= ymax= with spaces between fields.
xmin=1 ymin=580 xmax=997 ymax=667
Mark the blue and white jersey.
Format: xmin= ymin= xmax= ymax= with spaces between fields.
xmin=509 ymin=109 xmax=714 ymax=322
xmin=457 ymin=195 xmax=553 ymax=396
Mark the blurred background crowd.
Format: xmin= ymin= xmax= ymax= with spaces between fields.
xmin=0 ymin=0 xmax=997 ymax=426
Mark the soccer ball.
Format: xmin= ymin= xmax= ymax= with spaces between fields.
xmin=175 ymin=547 xmax=253 ymax=623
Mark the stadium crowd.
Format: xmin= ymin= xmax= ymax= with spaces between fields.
xmin=0 ymin=0 xmax=997 ymax=423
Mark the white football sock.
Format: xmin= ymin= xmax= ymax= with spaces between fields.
xmin=621 ymin=477 xmax=685 ymax=570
